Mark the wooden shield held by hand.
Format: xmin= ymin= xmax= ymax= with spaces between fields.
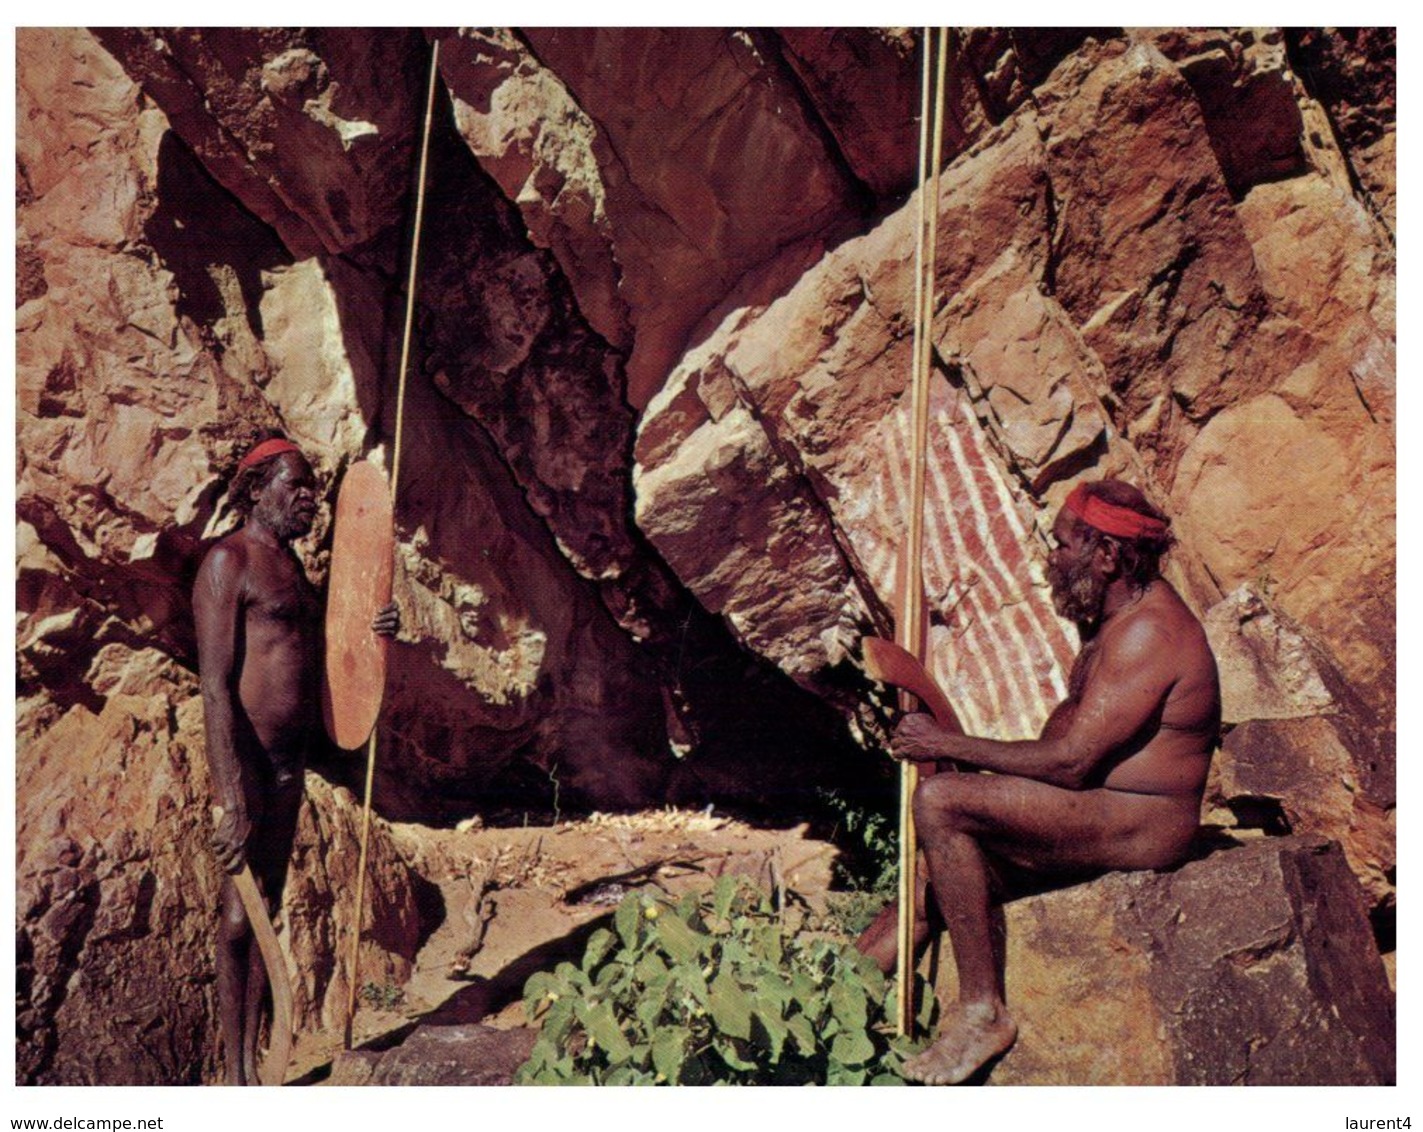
xmin=322 ymin=460 xmax=394 ymax=750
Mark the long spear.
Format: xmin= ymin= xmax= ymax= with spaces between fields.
xmin=342 ymin=35 xmax=442 ymax=1050
xmin=896 ymin=25 xmax=950 ymax=1039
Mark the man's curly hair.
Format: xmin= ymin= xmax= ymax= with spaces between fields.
xmin=1069 ymin=479 xmax=1175 ymax=587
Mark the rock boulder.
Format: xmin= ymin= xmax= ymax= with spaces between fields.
xmin=15 ymin=645 xmax=426 ymax=1085
xmin=932 ymin=836 xmax=1394 ymax=1085
xmin=1202 ymin=587 xmax=1394 ymax=917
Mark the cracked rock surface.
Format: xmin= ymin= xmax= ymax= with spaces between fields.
xmin=17 ymin=27 xmax=1393 ymax=1084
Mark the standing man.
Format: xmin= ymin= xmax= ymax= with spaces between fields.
xmin=193 ymin=433 xmax=397 ymax=1085
xmin=859 ymin=479 xmax=1220 ymax=1085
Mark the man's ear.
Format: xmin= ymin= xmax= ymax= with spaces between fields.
xmin=1094 ymin=535 xmax=1121 ymax=576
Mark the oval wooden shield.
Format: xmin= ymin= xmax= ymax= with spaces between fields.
xmin=322 ymin=460 xmax=394 ymax=750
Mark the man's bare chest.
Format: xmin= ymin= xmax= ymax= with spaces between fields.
xmin=1044 ymin=641 xmax=1102 ymax=738
xmin=245 ymin=556 xmax=319 ymax=632
xmin=1066 ymin=640 xmax=1100 ymax=701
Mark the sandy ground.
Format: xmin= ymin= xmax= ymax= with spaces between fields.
xmin=288 ymin=808 xmax=843 ymax=1082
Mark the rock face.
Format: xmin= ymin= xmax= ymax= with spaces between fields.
xmin=16 ymin=649 xmax=218 ymax=1086
xmin=1202 ymin=587 xmax=1394 ymax=919
xmin=17 ymin=26 xmax=1394 ymax=1084
xmin=329 ymin=1024 xmax=537 ymax=1086
xmin=14 ymin=646 xmax=424 ymax=1085
xmin=442 ymin=28 xmax=866 ymax=408
xmin=18 ymin=21 xmax=1396 ymax=807
xmin=934 ymin=837 xmax=1394 ymax=1085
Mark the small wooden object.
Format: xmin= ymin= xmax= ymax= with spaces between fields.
xmin=232 ymin=863 xmax=294 ymax=1086
xmin=863 ymin=636 xmax=963 ymax=733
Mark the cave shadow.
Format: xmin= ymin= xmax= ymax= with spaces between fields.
xmin=146 ymin=130 xmax=292 ymax=337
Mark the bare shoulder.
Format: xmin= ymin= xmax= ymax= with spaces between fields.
xmin=1151 ymin=581 xmax=1213 ymax=655
xmin=1130 ymin=582 xmax=1219 ymax=715
xmin=196 ymin=529 xmax=252 ymax=590
xmin=1103 ymin=582 xmax=1212 ymax=673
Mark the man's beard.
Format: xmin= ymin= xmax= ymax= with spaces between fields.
xmin=252 ymin=495 xmax=313 ymax=542
xmin=1047 ymin=553 xmax=1107 ymax=625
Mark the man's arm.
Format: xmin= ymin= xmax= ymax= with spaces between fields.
xmin=891 ymin=616 xmax=1179 ymax=788
xmin=193 ymin=542 xmax=252 ymax=871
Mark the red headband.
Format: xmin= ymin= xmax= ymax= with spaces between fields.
xmin=237 ymin=438 xmax=302 ymax=471
xmin=1063 ymin=483 xmax=1169 ymax=541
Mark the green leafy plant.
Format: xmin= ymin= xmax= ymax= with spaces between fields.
xmin=359 ymin=980 xmax=405 ymax=1010
xmin=819 ymin=787 xmax=898 ymax=893
xmin=816 ymin=787 xmax=900 ymax=936
xmin=822 ymin=888 xmax=891 ymax=939
xmin=514 ymin=876 xmax=926 ymax=1085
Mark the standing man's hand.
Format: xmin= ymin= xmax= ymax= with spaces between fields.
xmin=371 ymin=602 xmax=400 ymax=638
xmin=890 ymin=713 xmax=949 ymax=763
xmin=212 ymin=806 xmax=252 ymax=874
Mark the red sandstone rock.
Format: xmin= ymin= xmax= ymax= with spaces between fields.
xmin=437 ymin=29 xmax=632 ymax=357
xmin=1286 ymin=28 xmax=1396 ymax=231
xmin=93 ymin=28 xmax=426 ymax=262
xmin=1202 ymin=587 xmax=1394 ymax=914
xmin=330 ymin=1023 xmax=537 ymax=1086
xmin=14 ymin=646 xmax=422 ymax=1084
xmin=450 ymin=27 xmax=864 ymax=407
xmin=17 ymin=27 xmax=680 ymax=825
xmin=777 ymin=28 xmax=921 ymax=199
xmin=27 ymin=23 xmax=1393 ymax=760
xmin=16 ymin=27 xmax=1395 ymax=1083
xmin=1039 ymin=39 xmax=1277 ymax=442
xmin=1142 ymin=28 xmax=1307 ymax=195
xmin=934 ymin=837 xmax=1393 ymax=1085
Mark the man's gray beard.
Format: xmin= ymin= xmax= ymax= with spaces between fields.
xmin=252 ymin=495 xmax=311 ymax=542
xmin=1047 ymin=555 xmax=1107 ymax=625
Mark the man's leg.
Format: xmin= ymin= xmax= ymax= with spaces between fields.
xmin=903 ymin=777 xmax=1016 ymax=1085
xmin=215 ymin=878 xmax=251 ymax=1086
xmin=239 ymin=773 xmax=303 ymax=1084
xmin=855 ymin=762 xmax=949 ymax=974
xmin=240 ymin=932 xmax=267 ymax=1085
xmin=856 ymin=862 xmax=933 ymax=975
xmin=902 ymin=772 xmax=1194 ymax=1084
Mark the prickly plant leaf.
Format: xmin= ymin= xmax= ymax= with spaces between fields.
xmin=579 ymin=999 xmax=632 ymax=1062
xmin=614 ymin=896 xmax=641 ymax=947
xmin=753 ymin=1008 xmax=788 ymax=1061
xmin=713 ymin=873 xmax=738 ymax=923
xmin=786 ymin=1014 xmax=817 ymax=1055
xmin=651 ymin=1027 xmax=687 ymax=1083
xmin=713 ymin=1035 xmax=758 ymax=1073
xmin=831 ymin=1029 xmax=876 ymax=1066
xmin=830 ymin=980 xmax=869 ymax=1031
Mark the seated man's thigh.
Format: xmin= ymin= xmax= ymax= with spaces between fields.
xmin=916 ymin=772 xmax=1192 ymax=874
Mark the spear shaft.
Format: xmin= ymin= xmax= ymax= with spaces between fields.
xmin=897 ymin=25 xmax=950 ymax=1039
xmin=342 ymin=35 xmax=442 ymax=1051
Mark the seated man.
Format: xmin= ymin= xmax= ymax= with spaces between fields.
xmin=858 ymin=478 xmax=1220 ymax=1085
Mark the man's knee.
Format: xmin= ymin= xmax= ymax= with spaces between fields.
xmin=913 ymin=771 xmax=974 ymax=833
xmin=218 ymin=884 xmax=251 ymax=943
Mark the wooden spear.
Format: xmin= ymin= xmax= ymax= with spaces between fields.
xmin=896 ymin=25 xmax=950 ymax=1039
xmin=342 ymin=35 xmax=442 ymax=1050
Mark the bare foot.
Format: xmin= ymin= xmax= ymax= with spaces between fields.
xmin=902 ymin=1001 xmax=1017 ymax=1085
